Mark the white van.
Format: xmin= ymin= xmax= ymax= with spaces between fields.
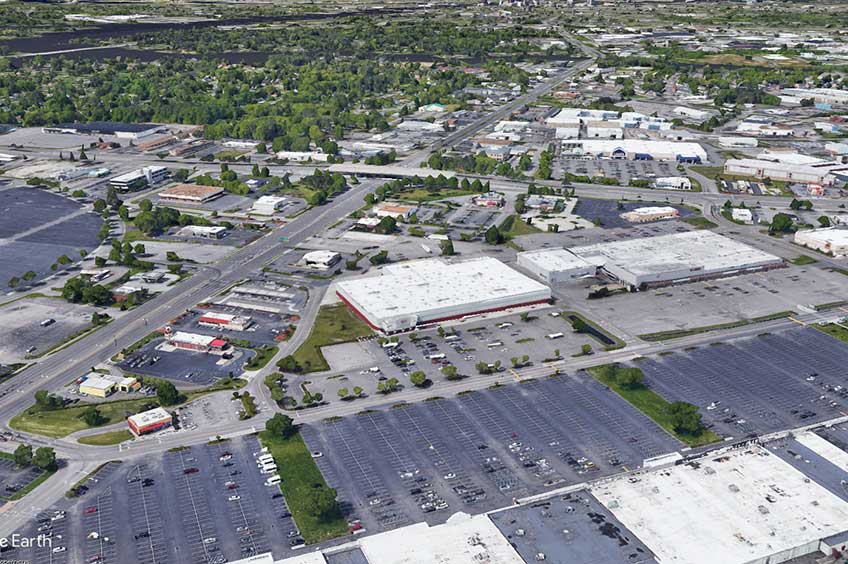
xmin=545 ymin=332 xmax=564 ymax=340
xmin=487 ymin=341 xmax=503 ymax=348
xmin=265 ymin=475 xmax=281 ymax=486
xmin=257 ymin=454 xmax=274 ymax=464
xmin=428 ymin=353 xmax=446 ymax=360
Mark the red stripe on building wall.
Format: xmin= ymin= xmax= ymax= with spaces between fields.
xmin=336 ymin=291 xmax=550 ymax=334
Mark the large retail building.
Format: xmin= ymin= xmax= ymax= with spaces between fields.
xmin=336 ymin=257 xmax=551 ymax=333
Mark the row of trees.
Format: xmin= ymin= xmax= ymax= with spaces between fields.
xmin=13 ymin=443 xmax=57 ymax=472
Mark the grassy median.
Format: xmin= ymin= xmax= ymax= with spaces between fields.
xmin=587 ymin=364 xmax=721 ymax=448
xmin=637 ymin=311 xmax=795 ymax=342
xmin=258 ymin=431 xmax=348 ymax=543
xmin=291 ymin=304 xmax=373 ymax=372
xmin=78 ymin=429 xmax=134 ymax=446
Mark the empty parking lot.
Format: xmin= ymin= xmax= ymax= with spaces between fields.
xmin=637 ymin=327 xmax=848 ymax=438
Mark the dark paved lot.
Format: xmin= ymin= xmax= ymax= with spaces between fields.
xmin=170 ymin=307 xmax=294 ymax=348
xmin=120 ymin=338 xmax=252 ymax=385
xmin=0 ymin=457 xmax=44 ymax=500
xmin=5 ymin=436 xmax=303 ymax=564
xmin=300 ymin=372 xmax=680 ymax=535
xmin=574 ymin=198 xmax=696 ymax=229
xmin=637 ymin=327 xmax=848 ymax=439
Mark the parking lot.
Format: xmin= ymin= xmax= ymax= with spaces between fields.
xmin=168 ymin=306 xmax=296 ymax=348
xmin=4 ymin=436 xmax=303 ymax=564
xmin=637 ymin=327 xmax=848 ymax=438
xmin=0 ymin=186 xmax=102 ymax=286
xmin=573 ymin=198 xmax=696 ymax=229
xmin=0 ymin=457 xmax=45 ymax=501
xmin=119 ymin=337 xmax=251 ymax=385
xmin=557 ymin=156 xmax=678 ymax=185
xmin=445 ymin=206 xmax=506 ymax=229
xmin=299 ymin=310 xmax=606 ymax=401
xmin=300 ymin=372 xmax=680 ymax=532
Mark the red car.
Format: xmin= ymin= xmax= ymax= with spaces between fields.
xmin=183 ymin=467 xmax=199 ymax=475
xmin=84 ymin=507 xmax=97 ymax=515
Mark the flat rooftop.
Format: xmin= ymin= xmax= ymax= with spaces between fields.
xmin=570 ymin=230 xmax=782 ymax=279
xmin=160 ymin=183 xmax=224 ymax=200
xmin=490 ymin=493 xmax=658 ymax=564
xmin=46 ymin=121 xmax=160 ymax=133
xmin=517 ymin=247 xmax=598 ymax=272
xmin=796 ymin=227 xmax=848 ymax=245
xmin=336 ymin=257 xmax=551 ymax=331
xmin=592 ymin=445 xmax=848 ymax=564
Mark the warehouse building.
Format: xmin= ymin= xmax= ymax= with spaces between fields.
xmin=159 ymin=183 xmax=224 ymax=204
xmin=109 ymin=166 xmax=168 ymax=191
xmin=593 ymin=443 xmax=848 ymax=564
xmin=569 ymin=231 xmax=784 ymax=289
xmin=42 ymin=121 xmax=165 ymax=139
xmin=372 ymin=202 xmax=418 ymax=220
xmin=198 ymin=312 xmax=253 ymax=331
xmin=794 ymin=228 xmax=848 ymax=257
xmin=179 ymin=225 xmax=228 ymax=239
xmin=652 ymin=176 xmax=692 ymax=190
xmin=516 ymin=248 xmax=598 ymax=283
xmin=301 ymin=250 xmax=342 ymax=270
xmin=252 ymin=195 xmax=288 ymax=216
xmin=723 ymin=158 xmax=848 ymax=186
xmin=719 ymin=136 xmax=758 ymax=148
xmin=127 ymin=407 xmax=173 ymax=436
xmin=167 ymin=331 xmax=229 ymax=353
xmin=620 ymin=206 xmax=680 ymax=223
xmin=336 ymin=257 xmax=551 ymax=333
xmin=78 ymin=373 xmax=139 ymax=398
xmin=561 ymin=139 xmax=707 ymax=162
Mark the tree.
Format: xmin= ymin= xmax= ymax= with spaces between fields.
xmin=374 ymin=216 xmax=397 ymax=235
xmin=337 ymin=388 xmax=349 ymax=399
xmin=553 ymin=348 xmax=560 ymax=359
xmin=156 ymin=381 xmax=180 ymax=406
xmin=769 ymin=213 xmax=794 ymax=234
xmin=306 ymin=486 xmax=341 ymax=522
xmin=34 ymin=390 xmax=61 ymax=411
xmin=8 ymin=276 xmax=19 ymax=288
xmin=134 ymin=243 xmax=146 ymax=254
xmin=520 ymin=312 xmax=530 ymax=323
xmin=79 ymin=146 xmax=88 ymax=160
xmin=369 ymin=250 xmax=389 ymax=265
xmin=440 ymin=239 xmax=455 ymax=256
xmin=266 ymin=413 xmax=296 ymax=439
xmin=442 ymin=365 xmax=459 ymax=379
xmin=580 ymin=344 xmax=593 ymax=355
xmin=511 ymin=356 xmax=520 ymax=367
xmin=818 ymin=215 xmax=832 ymax=227
xmin=56 ymin=254 xmax=72 ymax=265
xmin=105 ymin=186 xmax=121 ymax=208
xmin=139 ymin=199 xmax=153 ymax=212
xmin=277 ymin=355 xmax=302 ymax=373
xmin=668 ymin=401 xmax=705 ymax=435
xmin=22 ymin=270 xmax=36 ymax=281
xmin=80 ymin=406 xmax=105 ymax=427
xmin=94 ymin=256 xmax=107 ymax=268
xmin=353 ymin=386 xmax=364 ymax=397
xmin=33 ymin=447 xmax=57 ymax=471
xmin=484 ymin=225 xmax=503 ymax=245
xmin=93 ymin=199 xmax=107 ymax=213
xmin=410 ymin=371 xmax=427 ymax=387
xmin=13 ymin=444 xmax=32 ymax=467
xmin=570 ymin=317 xmax=588 ymax=333
xmin=616 ymin=367 xmax=644 ymax=389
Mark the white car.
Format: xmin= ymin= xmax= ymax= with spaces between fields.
xmin=52 ymin=547 xmax=66 ymax=553
xmin=228 ymin=495 xmax=241 ymax=501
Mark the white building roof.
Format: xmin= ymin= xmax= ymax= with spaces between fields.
xmin=517 ymin=248 xmax=597 ymax=273
xmin=795 ymin=227 xmax=848 ymax=246
xmin=593 ymin=445 xmax=848 ymax=564
xmin=80 ymin=375 xmax=116 ymax=391
xmin=565 ymin=139 xmax=708 ymax=161
xmin=127 ymin=407 xmax=172 ymax=428
xmin=336 ymin=257 xmax=550 ymax=332
xmin=570 ymin=231 xmax=781 ymax=284
xmin=171 ymin=331 xmax=217 ymax=346
xmin=302 ymin=250 xmax=341 ymax=264
xmin=625 ymin=206 xmax=678 ymax=216
xmin=187 ymin=225 xmax=227 ymax=235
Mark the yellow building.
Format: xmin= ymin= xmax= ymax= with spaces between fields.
xmin=79 ymin=375 xmax=117 ymax=398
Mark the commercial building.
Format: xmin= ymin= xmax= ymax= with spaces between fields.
xmin=516 ymin=248 xmax=598 ymax=283
xmin=42 ymin=121 xmax=164 ymax=139
xmin=336 ymin=257 xmax=551 ymax=333
xmin=794 ymin=228 xmax=848 ymax=257
xmin=198 ymin=312 xmax=253 ymax=331
xmin=561 ymin=139 xmax=707 ymax=162
xmin=168 ymin=331 xmax=229 ymax=353
xmin=78 ymin=373 xmax=139 ymax=398
xmin=127 ymin=407 xmax=173 ymax=436
xmin=472 ymin=192 xmax=505 ymax=207
xmin=719 ymin=136 xmax=758 ymax=148
xmin=372 ymin=202 xmax=418 ymax=220
xmin=731 ymin=208 xmax=754 ymax=223
xmin=301 ymin=250 xmax=342 ymax=270
xmin=80 ymin=268 xmax=111 ymax=282
xmin=723 ymin=158 xmax=848 ymax=186
xmin=781 ymin=87 xmax=848 ymax=106
xmin=673 ymin=106 xmax=711 ymax=120
xmin=252 ymin=195 xmax=288 ymax=216
xmin=620 ymin=206 xmax=680 ymax=223
xmin=179 ymin=225 xmax=228 ymax=239
xmin=652 ymin=176 xmax=692 ymax=190
xmin=159 ymin=183 xmax=224 ymax=204
xmin=274 ymin=151 xmax=329 ymax=162
xmin=569 ymin=231 xmax=784 ymax=289
xmin=109 ymin=166 xmax=168 ymax=191
xmin=112 ymin=285 xmax=145 ymax=303
xmin=593 ymin=444 xmax=848 ymax=564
